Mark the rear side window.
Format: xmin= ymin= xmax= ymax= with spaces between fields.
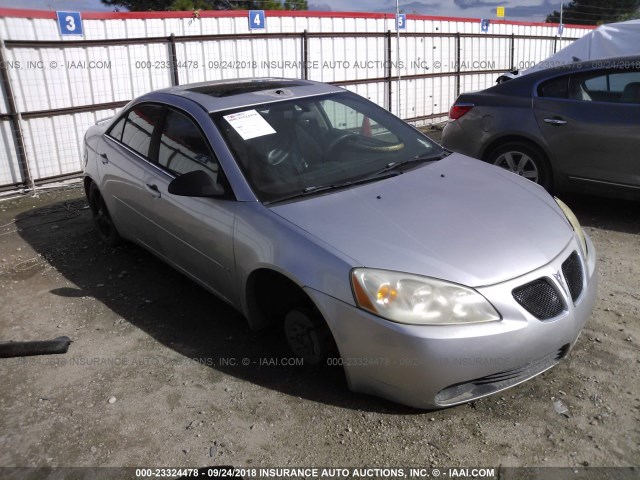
xmin=538 ymin=68 xmax=640 ymax=104
xmin=538 ymin=75 xmax=569 ymax=99
xmin=158 ymin=109 xmax=220 ymax=183
xmin=574 ymin=69 xmax=640 ymax=103
xmin=119 ymin=104 xmax=163 ymax=158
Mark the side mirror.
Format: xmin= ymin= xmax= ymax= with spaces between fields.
xmin=168 ymin=170 xmax=225 ymax=198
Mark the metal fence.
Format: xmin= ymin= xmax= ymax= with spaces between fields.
xmin=0 ymin=21 xmax=582 ymax=192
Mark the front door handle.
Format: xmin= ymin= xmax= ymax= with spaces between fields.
xmin=99 ymin=153 xmax=109 ymax=164
xmin=145 ymin=183 xmax=161 ymax=198
xmin=544 ymin=118 xmax=567 ymax=126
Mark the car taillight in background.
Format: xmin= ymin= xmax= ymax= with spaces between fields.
xmin=448 ymin=103 xmax=474 ymax=121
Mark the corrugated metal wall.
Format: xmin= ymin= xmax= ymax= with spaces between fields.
xmin=0 ymin=10 xmax=590 ymax=191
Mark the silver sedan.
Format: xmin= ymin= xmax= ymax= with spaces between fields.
xmin=83 ymin=78 xmax=597 ymax=409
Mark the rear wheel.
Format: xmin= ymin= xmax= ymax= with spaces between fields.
xmin=284 ymin=307 xmax=334 ymax=366
xmin=487 ymin=142 xmax=551 ymax=191
xmin=88 ymin=182 xmax=121 ymax=246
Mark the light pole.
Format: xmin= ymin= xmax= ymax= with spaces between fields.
xmin=396 ymin=0 xmax=401 ymax=117
xmin=559 ymin=1 xmax=563 ymax=40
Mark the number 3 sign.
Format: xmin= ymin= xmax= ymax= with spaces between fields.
xmin=57 ymin=11 xmax=83 ymax=36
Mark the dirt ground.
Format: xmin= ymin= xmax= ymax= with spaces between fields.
xmin=0 ymin=175 xmax=638 ymax=475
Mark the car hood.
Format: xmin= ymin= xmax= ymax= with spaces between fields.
xmin=269 ymin=154 xmax=573 ymax=287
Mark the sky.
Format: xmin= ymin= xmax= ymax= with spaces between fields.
xmin=1 ymin=0 xmax=563 ymax=22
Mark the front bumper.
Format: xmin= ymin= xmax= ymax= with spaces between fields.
xmin=306 ymin=235 xmax=597 ymax=409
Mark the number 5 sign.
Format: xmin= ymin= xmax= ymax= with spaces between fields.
xmin=57 ymin=11 xmax=83 ymax=36
xmin=249 ymin=10 xmax=266 ymax=30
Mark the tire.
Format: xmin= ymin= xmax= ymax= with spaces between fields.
xmin=88 ymin=182 xmax=121 ymax=246
xmin=487 ymin=142 xmax=551 ymax=191
xmin=284 ymin=307 xmax=334 ymax=366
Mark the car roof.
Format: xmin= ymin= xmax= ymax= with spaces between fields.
xmin=147 ymin=78 xmax=345 ymax=113
xmin=485 ymin=54 xmax=640 ymax=96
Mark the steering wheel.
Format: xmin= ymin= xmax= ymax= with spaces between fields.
xmin=266 ymin=148 xmax=290 ymax=166
xmin=324 ymin=132 xmax=357 ymax=160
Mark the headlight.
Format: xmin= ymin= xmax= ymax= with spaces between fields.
xmin=351 ymin=268 xmax=501 ymax=325
xmin=554 ymin=197 xmax=588 ymax=258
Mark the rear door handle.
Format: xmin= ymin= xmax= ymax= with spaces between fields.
xmin=145 ymin=183 xmax=161 ymax=198
xmin=99 ymin=152 xmax=109 ymax=164
xmin=543 ymin=118 xmax=567 ymax=126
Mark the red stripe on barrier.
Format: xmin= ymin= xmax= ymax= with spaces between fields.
xmin=0 ymin=7 xmax=595 ymax=29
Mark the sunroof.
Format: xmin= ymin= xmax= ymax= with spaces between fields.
xmin=187 ymin=80 xmax=307 ymax=97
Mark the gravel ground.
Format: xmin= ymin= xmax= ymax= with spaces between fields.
xmin=0 ymin=177 xmax=638 ymax=475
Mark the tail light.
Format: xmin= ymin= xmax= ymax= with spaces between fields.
xmin=448 ymin=103 xmax=474 ymax=120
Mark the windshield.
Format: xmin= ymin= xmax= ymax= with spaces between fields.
xmin=212 ymin=91 xmax=443 ymax=203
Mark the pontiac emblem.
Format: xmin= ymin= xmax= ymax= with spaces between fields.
xmin=553 ymin=271 xmax=568 ymax=296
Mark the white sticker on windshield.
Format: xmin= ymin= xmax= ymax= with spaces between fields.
xmin=223 ymin=109 xmax=276 ymax=140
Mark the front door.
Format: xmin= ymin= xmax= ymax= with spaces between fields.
xmin=143 ymin=107 xmax=238 ymax=304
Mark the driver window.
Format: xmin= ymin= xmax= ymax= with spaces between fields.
xmin=158 ymin=109 xmax=220 ymax=183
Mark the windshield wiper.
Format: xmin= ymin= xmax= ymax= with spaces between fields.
xmin=370 ymin=150 xmax=448 ymax=177
xmin=265 ymin=171 xmax=399 ymax=205
xmin=265 ymin=151 xmax=451 ymax=205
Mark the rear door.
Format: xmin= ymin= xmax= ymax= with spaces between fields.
xmin=533 ymin=66 xmax=640 ymax=188
xmin=101 ymin=103 xmax=165 ymax=253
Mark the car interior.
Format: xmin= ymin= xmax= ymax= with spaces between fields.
xmin=215 ymin=95 xmax=431 ymax=202
xmin=569 ymin=70 xmax=640 ymax=103
xmin=539 ymin=69 xmax=640 ymax=104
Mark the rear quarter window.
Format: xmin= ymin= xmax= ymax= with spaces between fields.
xmin=107 ymin=116 xmax=126 ymax=142
xmin=537 ymin=75 xmax=569 ymax=99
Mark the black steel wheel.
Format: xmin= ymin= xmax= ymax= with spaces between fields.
xmin=88 ymin=182 xmax=121 ymax=246
xmin=284 ymin=308 xmax=334 ymax=366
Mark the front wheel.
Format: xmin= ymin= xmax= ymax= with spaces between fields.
xmin=487 ymin=142 xmax=551 ymax=191
xmin=284 ymin=308 xmax=334 ymax=366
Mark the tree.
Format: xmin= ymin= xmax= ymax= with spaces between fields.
xmin=546 ymin=0 xmax=640 ymax=25
xmin=101 ymin=0 xmax=308 ymax=11
xmin=101 ymin=0 xmax=174 ymax=10
xmin=617 ymin=8 xmax=640 ymax=20
xmin=284 ymin=0 xmax=308 ymax=10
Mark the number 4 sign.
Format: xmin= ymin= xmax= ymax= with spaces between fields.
xmin=249 ymin=10 xmax=265 ymax=30
xmin=56 ymin=11 xmax=83 ymax=36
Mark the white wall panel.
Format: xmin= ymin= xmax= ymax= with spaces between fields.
xmin=0 ymin=120 xmax=21 ymax=185
xmin=0 ymin=11 xmax=592 ymax=188
xmin=1 ymin=17 xmax=40 ymax=41
xmin=21 ymin=109 xmax=119 ymax=180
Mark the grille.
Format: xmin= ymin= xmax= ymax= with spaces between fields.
xmin=513 ymin=278 xmax=564 ymax=320
xmin=562 ymin=251 xmax=584 ymax=302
